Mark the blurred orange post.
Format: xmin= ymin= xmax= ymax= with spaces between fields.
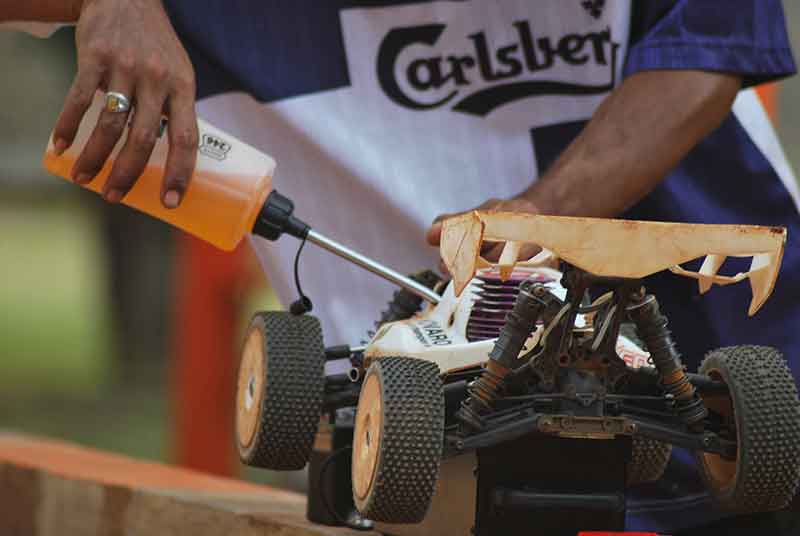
xmin=172 ymin=235 xmax=260 ymax=476
xmin=756 ymin=82 xmax=780 ymax=124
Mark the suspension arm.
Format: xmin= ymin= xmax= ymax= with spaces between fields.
xmin=624 ymin=414 xmax=736 ymax=459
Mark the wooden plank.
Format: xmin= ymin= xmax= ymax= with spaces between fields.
xmin=0 ymin=433 xmax=372 ymax=536
xmin=375 ymin=454 xmax=476 ymax=536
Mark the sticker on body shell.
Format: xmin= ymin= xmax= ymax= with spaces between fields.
xmin=412 ymin=319 xmax=454 ymax=347
xmin=616 ymin=336 xmax=652 ymax=369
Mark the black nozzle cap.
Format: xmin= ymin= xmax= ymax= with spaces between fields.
xmin=324 ymin=345 xmax=353 ymax=360
xmin=289 ymin=296 xmax=313 ymax=315
xmin=252 ymin=190 xmax=310 ymax=241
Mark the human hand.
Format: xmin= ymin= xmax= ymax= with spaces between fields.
xmin=53 ymin=0 xmax=198 ymax=208
xmin=426 ymin=196 xmax=541 ymax=273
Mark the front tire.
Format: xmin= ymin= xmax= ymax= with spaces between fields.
xmin=352 ymin=357 xmax=444 ymax=524
xmin=696 ymin=345 xmax=800 ymax=513
xmin=236 ymin=312 xmax=325 ymax=470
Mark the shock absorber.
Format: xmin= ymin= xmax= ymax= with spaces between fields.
xmin=457 ymin=281 xmax=550 ymax=430
xmin=627 ymin=292 xmax=708 ymax=427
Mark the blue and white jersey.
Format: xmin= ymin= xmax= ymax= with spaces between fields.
xmin=160 ymin=0 xmax=797 ymax=531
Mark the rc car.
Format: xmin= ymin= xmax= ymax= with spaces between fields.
xmin=235 ymin=206 xmax=800 ymax=529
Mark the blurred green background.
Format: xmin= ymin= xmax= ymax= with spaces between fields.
xmin=2 ymin=7 xmax=800 ymax=481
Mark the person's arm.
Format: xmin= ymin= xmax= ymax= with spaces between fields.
xmin=426 ymin=69 xmax=740 ymax=261
xmin=0 ymin=1 xmax=82 ymax=22
xmin=523 ymin=69 xmax=741 ymax=218
xmin=1 ymin=0 xmax=198 ymax=209
xmin=429 ymin=0 xmax=793 ymax=260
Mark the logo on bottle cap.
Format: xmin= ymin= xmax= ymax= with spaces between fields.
xmin=199 ymin=133 xmax=232 ymax=161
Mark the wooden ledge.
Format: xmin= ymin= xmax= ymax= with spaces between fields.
xmin=0 ymin=433 xmax=371 ymax=536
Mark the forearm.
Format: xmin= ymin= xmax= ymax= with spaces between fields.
xmin=524 ymin=70 xmax=741 ymax=218
xmin=0 ymin=0 xmax=82 ymax=22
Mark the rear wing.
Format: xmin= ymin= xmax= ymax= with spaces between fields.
xmin=441 ymin=211 xmax=786 ymax=316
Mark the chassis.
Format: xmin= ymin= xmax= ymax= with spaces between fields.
xmin=235 ymin=209 xmax=800 ymax=529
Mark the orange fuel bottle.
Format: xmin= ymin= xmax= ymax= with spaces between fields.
xmin=43 ymin=93 xmax=441 ymax=305
xmin=43 ymin=93 xmax=276 ymax=252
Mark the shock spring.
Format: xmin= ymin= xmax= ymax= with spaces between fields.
xmin=456 ymin=281 xmax=550 ymax=430
xmin=627 ymin=293 xmax=708 ymax=427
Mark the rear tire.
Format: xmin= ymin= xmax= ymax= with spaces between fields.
xmin=696 ymin=345 xmax=800 ymax=513
xmin=352 ymin=357 xmax=444 ymax=524
xmin=627 ymin=436 xmax=671 ymax=487
xmin=236 ymin=312 xmax=325 ymax=470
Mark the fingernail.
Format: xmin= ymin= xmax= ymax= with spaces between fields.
xmin=54 ymin=138 xmax=68 ymax=156
xmin=74 ymin=173 xmax=92 ymax=184
xmin=163 ymin=190 xmax=181 ymax=209
xmin=105 ymin=189 xmax=124 ymax=203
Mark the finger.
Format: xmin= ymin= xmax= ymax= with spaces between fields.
xmin=481 ymin=240 xmax=502 ymax=255
xmin=476 ymin=198 xmax=503 ymax=211
xmin=104 ymin=85 xmax=167 ymax=202
xmin=427 ymin=206 xmax=468 ymax=246
xmin=426 ymin=221 xmax=444 ymax=246
xmin=70 ymin=76 xmax=134 ymax=189
xmin=432 ymin=211 xmax=457 ymax=225
xmin=53 ymin=62 xmax=106 ymax=156
xmin=482 ymin=242 xmax=505 ymax=262
xmin=161 ymin=81 xmax=198 ymax=208
xmin=427 ymin=199 xmax=510 ymax=247
xmin=518 ymin=244 xmax=542 ymax=262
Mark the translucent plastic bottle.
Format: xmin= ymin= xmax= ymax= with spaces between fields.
xmin=43 ymin=93 xmax=276 ymax=251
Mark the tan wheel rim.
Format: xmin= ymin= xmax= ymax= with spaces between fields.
xmin=699 ymin=369 xmax=738 ymax=492
xmin=352 ymin=370 xmax=383 ymax=501
xmin=236 ymin=326 xmax=266 ymax=451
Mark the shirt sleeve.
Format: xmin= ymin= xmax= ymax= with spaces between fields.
xmin=624 ymin=0 xmax=796 ymax=87
xmin=0 ymin=22 xmax=66 ymax=38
